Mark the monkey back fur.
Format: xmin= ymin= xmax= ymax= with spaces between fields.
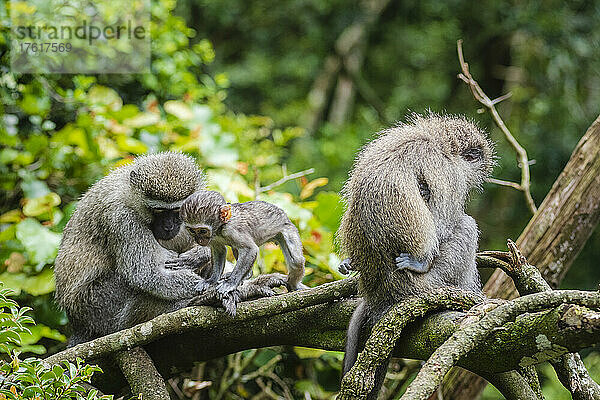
xmin=339 ymin=112 xmax=493 ymax=309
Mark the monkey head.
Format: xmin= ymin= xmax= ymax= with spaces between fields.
xmin=181 ymin=190 xmax=232 ymax=246
xmin=415 ymin=113 xmax=494 ymax=189
xmin=129 ymin=152 xmax=205 ymax=241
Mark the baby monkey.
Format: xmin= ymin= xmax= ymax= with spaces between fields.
xmin=180 ymin=190 xmax=306 ymax=315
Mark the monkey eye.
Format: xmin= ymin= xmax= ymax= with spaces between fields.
xmin=462 ymin=147 xmax=483 ymax=162
xmin=197 ymin=227 xmax=210 ymax=235
xmin=418 ymin=178 xmax=431 ymax=202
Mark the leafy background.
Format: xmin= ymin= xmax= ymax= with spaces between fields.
xmin=0 ymin=0 xmax=599 ymax=398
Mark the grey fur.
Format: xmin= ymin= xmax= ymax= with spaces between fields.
xmin=54 ymin=152 xmax=211 ymax=345
xmin=338 ymin=113 xmax=494 ymax=398
xmin=181 ymin=190 xmax=306 ymax=315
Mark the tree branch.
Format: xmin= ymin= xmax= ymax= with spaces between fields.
xmin=41 ymin=270 xmax=600 ymax=395
xmin=338 ymin=288 xmax=482 ymax=400
xmin=498 ymin=240 xmax=600 ymax=400
xmin=114 ymin=347 xmax=169 ymax=400
xmin=402 ymin=290 xmax=600 ymax=400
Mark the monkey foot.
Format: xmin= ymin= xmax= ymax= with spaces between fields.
xmin=395 ymin=253 xmax=430 ymax=273
xmin=194 ymin=279 xmax=210 ymax=293
xmin=215 ymin=280 xmax=241 ymax=316
xmin=191 ymin=274 xmax=289 ymax=316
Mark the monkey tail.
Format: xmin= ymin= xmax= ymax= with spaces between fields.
xmin=343 ymin=299 xmax=368 ymax=374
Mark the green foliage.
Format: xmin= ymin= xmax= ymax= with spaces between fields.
xmin=0 ymin=288 xmax=109 ymax=399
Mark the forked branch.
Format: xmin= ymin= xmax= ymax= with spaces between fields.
xmin=457 ymin=39 xmax=537 ymax=214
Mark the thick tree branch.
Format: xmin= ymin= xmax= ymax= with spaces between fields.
xmin=45 ymin=277 xmax=358 ymax=367
xmin=402 ymin=290 xmax=600 ymax=400
xmin=337 ymin=288 xmax=482 ymax=400
xmin=42 ymin=272 xmax=600 ymax=395
xmin=499 ymin=240 xmax=600 ymax=400
xmin=114 ymin=347 xmax=169 ymax=400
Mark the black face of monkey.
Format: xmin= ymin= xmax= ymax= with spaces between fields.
xmin=461 ymin=146 xmax=483 ymax=163
xmin=151 ymin=208 xmax=182 ymax=241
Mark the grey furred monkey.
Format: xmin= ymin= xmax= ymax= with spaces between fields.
xmin=180 ymin=190 xmax=306 ymax=316
xmin=338 ymin=113 xmax=493 ymax=398
xmin=54 ymin=152 xmax=212 ymax=345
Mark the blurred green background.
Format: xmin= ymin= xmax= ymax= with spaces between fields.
xmin=0 ymin=0 xmax=598 ymax=398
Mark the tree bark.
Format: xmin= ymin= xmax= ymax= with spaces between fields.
xmin=443 ymin=114 xmax=600 ymax=399
xmin=42 ymin=281 xmax=600 ymax=395
xmin=114 ymin=347 xmax=170 ymax=400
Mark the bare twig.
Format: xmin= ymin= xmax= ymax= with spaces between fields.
xmin=457 ymin=39 xmax=537 ymax=214
xmin=256 ymin=167 xmax=315 ymax=195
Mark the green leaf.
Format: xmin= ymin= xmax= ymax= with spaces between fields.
xmin=87 ymin=85 xmax=123 ymax=112
xmin=20 ymin=324 xmax=67 ymax=346
xmin=164 ymin=100 xmax=193 ymax=120
xmin=20 ymin=180 xmax=50 ymax=199
xmin=0 ymin=268 xmax=56 ymax=296
xmin=123 ymin=112 xmax=161 ymax=128
xmin=15 ymin=218 xmax=61 ymax=265
xmin=22 ymin=193 xmax=61 ymax=217
xmin=115 ymin=136 xmax=148 ymax=154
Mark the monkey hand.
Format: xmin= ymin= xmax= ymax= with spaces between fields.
xmin=165 ymin=257 xmax=191 ymax=270
xmin=338 ymin=258 xmax=353 ymax=275
xmin=395 ymin=253 xmax=430 ymax=273
xmin=166 ymin=247 xmax=211 ymax=270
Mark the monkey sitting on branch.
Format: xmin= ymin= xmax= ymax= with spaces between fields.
xmin=180 ymin=190 xmax=307 ymax=316
xmin=338 ymin=112 xmax=494 ymax=399
xmin=55 ymin=152 xmax=286 ymax=346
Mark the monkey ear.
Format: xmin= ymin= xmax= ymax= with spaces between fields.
xmin=219 ymin=204 xmax=232 ymax=223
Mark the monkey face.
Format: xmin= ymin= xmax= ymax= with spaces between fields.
xmin=151 ymin=208 xmax=182 ymax=241
xmin=186 ymin=225 xmax=213 ymax=246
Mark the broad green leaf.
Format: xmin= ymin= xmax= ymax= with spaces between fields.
xmin=115 ymin=136 xmax=148 ymax=154
xmin=313 ymin=192 xmax=344 ymax=233
xmin=20 ymin=180 xmax=50 ymax=199
xmin=15 ymin=219 xmax=61 ymax=265
xmin=19 ymin=324 xmax=67 ymax=345
xmin=87 ymin=85 xmax=122 ymax=112
xmin=123 ymin=112 xmax=160 ymax=128
xmin=0 ymin=210 xmax=22 ymax=224
xmin=22 ymin=193 xmax=61 ymax=217
xmin=0 ymin=268 xmax=55 ymax=296
xmin=294 ymin=347 xmax=328 ymax=359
